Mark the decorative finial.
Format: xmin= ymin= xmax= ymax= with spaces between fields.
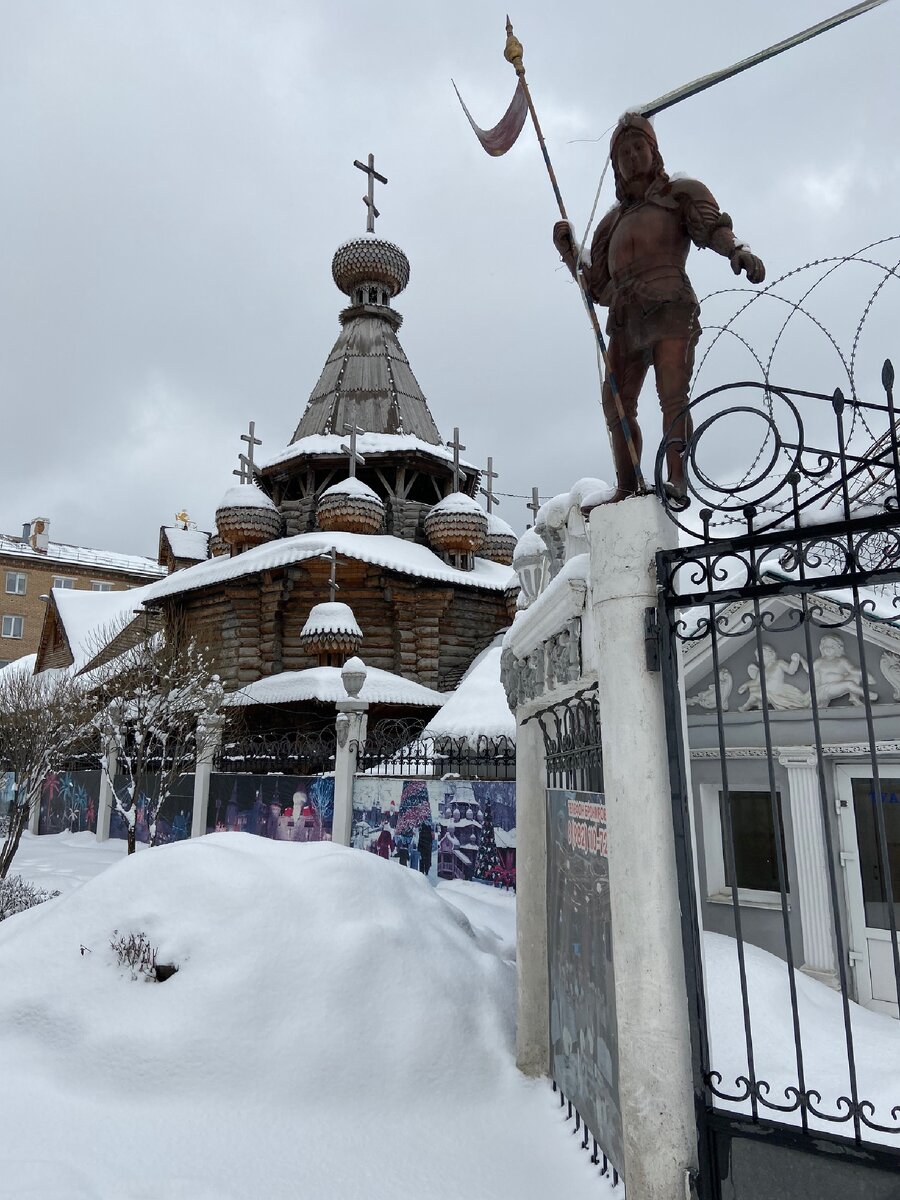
xmin=233 ymin=421 xmax=262 ymax=484
xmin=175 ymin=510 xmax=190 ymax=529
xmin=503 ymin=16 xmax=524 ymax=75
xmin=353 ymin=153 xmax=388 ymax=234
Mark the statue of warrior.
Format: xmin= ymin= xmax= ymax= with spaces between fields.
xmin=553 ymin=112 xmax=765 ymax=502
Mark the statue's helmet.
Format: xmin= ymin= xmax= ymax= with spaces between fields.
xmin=609 ymin=112 xmax=658 ymax=161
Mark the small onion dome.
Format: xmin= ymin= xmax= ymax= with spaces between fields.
xmin=215 ymin=484 xmax=281 ymax=551
xmin=512 ymin=528 xmax=549 ymax=607
xmin=317 ymin=477 xmax=385 ymax=535
xmin=482 ymin=512 xmax=518 ymax=566
xmin=209 ymin=533 xmax=230 ymax=557
xmin=332 ymin=236 xmax=410 ymax=299
xmin=424 ymin=492 xmax=488 ymax=555
xmin=299 ymin=601 xmax=363 ymax=661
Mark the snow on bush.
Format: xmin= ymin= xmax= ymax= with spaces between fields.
xmin=0 ymin=875 xmax=60 ymax=922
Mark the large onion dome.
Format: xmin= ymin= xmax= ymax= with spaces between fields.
xmin=332 ymin=236 xmax=410 ymax=302
xmin=482 ymin=512 xmax=518 ymax=566
xmin=316 ymin=477 xmax=385 ymax=535
xmin=215 ymin=484 xmax=281 ymax=554
xmin=299 ymin=601 xmax=363 ymax=665
xmin=424 ymin=492 xmax=488 ymax=556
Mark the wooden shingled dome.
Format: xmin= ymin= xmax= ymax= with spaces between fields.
xmin=317 ymin=478 xmax=385 ymax=535
xmin=215 ymin=484 xmax=281 ymax=554
xmin=299 ymin=601 xmax=363 ymax=665
xmin=424 ymin=492 xmax=488 ymax=555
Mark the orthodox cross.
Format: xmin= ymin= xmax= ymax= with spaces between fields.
xmin=527 ymin=487 xmax=541 ymax=527
xmin=480 ymin=457 xmax=499 ymax=513
xmin=325 ymin=547 xmax=338 ymax=603
xmin=340 ymin=410 xmax=366 ymax=478
xmin=446 ymin=427 xmax=466 ymax=493
xmin=233 ymin=421 xmax=262 ymax=483
xmin=354 ymin=153 xmax=388 ymax=234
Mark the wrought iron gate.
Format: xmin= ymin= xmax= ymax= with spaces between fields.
xmin=656 ymin=368 xmax=900 ymax=1197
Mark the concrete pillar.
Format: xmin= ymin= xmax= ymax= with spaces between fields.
xmin=515 ymin=707 xmax=551 ymax=1077
xmin=96 ymin=746 xmax=117 ymax=842
xmin=191 ymin=715 xmax=222 ymax=840
xmin=332 ymin=700 xmax=368 ymax=847
xmin=779 ymin=748 xmax=837 ymax=984
xmin=589 ymin=494 xmax=697 ymax=1200
xmin=27 ymin=786 xmax=40 ymax=835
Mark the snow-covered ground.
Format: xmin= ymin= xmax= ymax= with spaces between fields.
xmin=0 ymin=834 xmax=618 ymax=1200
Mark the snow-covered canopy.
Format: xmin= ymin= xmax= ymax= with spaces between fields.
xmin=261 ymin=431 xmax=477 ymax=475
xmin=320 ymin=477 xmax=383 ymax=503
xmin=162 ymin=526 xmax=209 ymax=562
xmin=300 ymin=602 xmax=362 ymax=640
xmin=215 ymin=483 xmax=278 ymax=512
xmin=226 ymin=665 xmax=445 ymax=708
xmin=425 ymin=637 xmax=514 ymax=744
xmin=142 ymin=530 xmax=516 ymax=603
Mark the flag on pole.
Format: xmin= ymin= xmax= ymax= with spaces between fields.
xmin=452 ymin=77 xmax=529 ymax=157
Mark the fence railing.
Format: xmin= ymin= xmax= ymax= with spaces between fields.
xmin=353 ymin=718 xmax=516 ymax=780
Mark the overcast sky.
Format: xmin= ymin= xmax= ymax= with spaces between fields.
xmin=1 ymin=0 xmax=898 ymax=556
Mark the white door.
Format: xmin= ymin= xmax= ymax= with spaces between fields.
xmin=837 ymin=765 xmax=900 ymax=1017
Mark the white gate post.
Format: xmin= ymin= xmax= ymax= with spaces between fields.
xmin=589 ymin=494 xmax=697 ymax=1199
xmin=96 ymin=744 xmax=117 ymax=842
xmin=192 ymin=714 xmax=222 ymax=840
xmin=332 ymin=702 xmax=367 ymax=846
xmin=514 ymin=706 xmax=551 ymax=1077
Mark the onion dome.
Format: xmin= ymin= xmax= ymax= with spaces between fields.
xmin=316 ymin=477 xmax=385 ymax=535
xmin=482 ymin=512 xmax=518 ymax=566
xmin=424 ymin=492 xmax=488 ymax=555
xmin=209 ymin=534 xmax=230 ymax=558
xmin=332 ymin=236 xmax=410 ymax=302
xmin=299 ymin=601 xmax=363 ymax=664
xmin=215 ymin=484 xmax=281 ymax=554
xmin=512 ymin=528 xmax=549 ymax=608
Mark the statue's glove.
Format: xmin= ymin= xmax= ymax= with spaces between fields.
xmin=553 ymin=219 xmax=576 ymax=263
xmin=731 ymin=245 xmax=765 ymax=285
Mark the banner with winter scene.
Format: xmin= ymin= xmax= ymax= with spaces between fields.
xmin=206 ymin=774 xmax=334 ymax=842
xmin=546 ymin=789 xmax=622 ymax=1174
xmin=1 ymin=771 xmax=15 ymax=817
xmin=110 ymin=773 xmax=195 ymax=845
xmin=351 ymin=778 xmax=516 ymax=887
xmin=39 ymin=770 xmax=102 ymax=835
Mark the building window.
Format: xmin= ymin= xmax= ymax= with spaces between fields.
xmin=91 ymin=581 xmax=113 ymax=592
xmin=1 ymin=616 xmax=24 ymax=639
xmin=52 ymin=576 xmax=75 ymax=589
xmin=5 ymin=571 xmax=26 ymax=595
xmin=701 ymin=785 xmax=790 ymax=907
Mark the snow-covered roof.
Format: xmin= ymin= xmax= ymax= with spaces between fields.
xmin=216 ymin=483 xmax=278 ymax=512
xmin=425 ymin=637 xmax=515 ymax=744
xmin=226 ymin=666 xmax=446 ymax=708
xmin=141 ymin=530 xmax=517 ymax=603
xmin=0 ymin=535 xmax=163 ymax=579
xmin=486 ymin=513 xmax=516 ymax=538
xmin=51 ymin=582 xmax=159 ymax=673
xmin=300 ymin=602 xmax=362 ymax=639
xmin=261 ymin=432 xmax=477 ymax=475
xmin=320 ymin=477 xmax=383 ymax=502
xmin=0 ymin=653 xmax=37 ymax=679
xmin=162 ymin=527 xmax=210 ymax=562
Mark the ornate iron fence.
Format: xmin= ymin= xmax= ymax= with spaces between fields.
xmin=354 ymin=717 xmax=516 ymax=780
xmin=215 ymin=728 xmax=337 ymax=776
xmin=656 ymin=365 xmax=900 ymax=1198
xmin=532 ymin=689 xmax=603 ymax=793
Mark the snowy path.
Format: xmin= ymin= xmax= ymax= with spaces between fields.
xmin=0 ymin=834 xmax=617 ymax=1200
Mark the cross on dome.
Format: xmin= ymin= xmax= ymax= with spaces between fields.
xmin=480 ymin=457 xmax=499 ymax=513
xmin=527 ymin=487 xmax=541 ymax=526
xmin=233 ymin=421 xmax=262 ymax=483
xmin=446 ymin=427 xmax=466 ymax=493
xmin=353 ymin=153 xmax=388 ymax=234
xmin=340 ymin=405 xmax=367 ymax=479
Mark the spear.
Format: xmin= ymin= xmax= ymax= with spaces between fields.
xmin=501 ymin=18 xmax=647 ymax=493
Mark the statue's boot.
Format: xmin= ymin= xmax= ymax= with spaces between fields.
xmin=592 ymin=420 xmax=641 ymax=507
xmin=661 ymin=399 xmax=692 ymax=502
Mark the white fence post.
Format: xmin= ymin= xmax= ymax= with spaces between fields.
xmin=332 ymin=700 xmax=367 ymax=846
xmin=589 ymin=494 xmax=697 ymax=1200
xmin=192 ymin=714 xmax=222 ymax=840
xmin=96 ymin=744 xmax=117 ymax=842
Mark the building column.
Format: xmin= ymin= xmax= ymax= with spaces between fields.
xmin=778 ymin=748 xmax=837 ymax=985
xmin=96 ymin=745 xmax=117 ymax=842
xmin=191 ymin=715 xmax=223 ymax=840
xmin=514 ymin=707 xmax=550 ymax=1077
xmin=332 ymin=700 xmax=367 ymax=847
xmin=589 ymin=494 xmax=697 ymax=1200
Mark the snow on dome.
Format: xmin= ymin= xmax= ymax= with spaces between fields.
xmin=512 ymin=528 xmax=546 ymax=565
xmin=320 ymin=477 xmax=383 ymax=504
xmin=486 ymin=513 xmax=516 ymax=538
xmin=300 ymin=602 xmax=363 ymax=640
xmin=216 ymin=484 xmax=278 ymax=512
xmin=424 ymin=639 xmax=514 ymax=745
xmin=430 ymin=492 xmax=485 ymax=517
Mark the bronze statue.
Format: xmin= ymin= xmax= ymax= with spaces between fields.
xmin=553 ymin=113 xmax=765 ymax=502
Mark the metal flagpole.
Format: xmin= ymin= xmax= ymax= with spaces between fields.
xmin=502 ymin=18 xmax=647 ymax=494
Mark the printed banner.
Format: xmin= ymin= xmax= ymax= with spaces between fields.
xmin=110 ymin=773 xmax=195 ymax=845
xmin=352 ymin=778 xmax=516 ymax=888
xmin=547 ymin=788 xmax=623 ymax=1174
xmin=207 ymin=774 xmax=334 ymax=842
xmin=39 ymin=770 xmax=102 ymax=835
